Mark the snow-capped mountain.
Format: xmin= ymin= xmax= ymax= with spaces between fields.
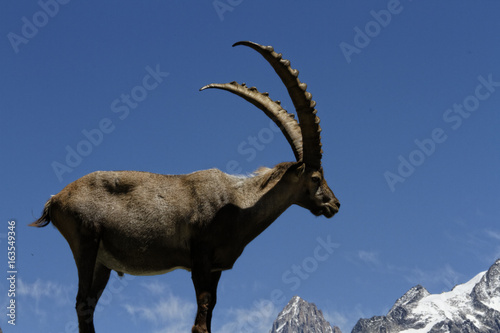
xmin=352 ymin=259 xmax=500 ymax=333
xmin=270 ymin=296 xmax=342 ymax=333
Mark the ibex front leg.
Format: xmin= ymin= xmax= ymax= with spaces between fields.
xmin=206 ymin=270 xmax=221 ymax=331
xmin=191 ymin=248 xmax=221 ymax=333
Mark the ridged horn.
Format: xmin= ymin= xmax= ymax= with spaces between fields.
xmin=233 ymin=41 xmax=323 ymax=169
xmin=200 ymin=81 xmax=303 ymax=161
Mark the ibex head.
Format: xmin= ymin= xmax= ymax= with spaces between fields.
xmin=201 ymin=41 xmax=340 ymax=218
xmin=291 ymin=163 xmax=339 ymax=218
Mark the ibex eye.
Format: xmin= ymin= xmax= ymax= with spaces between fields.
xmin=312 ymin=176 xmax=321 ymax=184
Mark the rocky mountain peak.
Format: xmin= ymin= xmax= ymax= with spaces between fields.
xmin=352 ymin=260 xmax=500 ymax=333
xmin=269 ymin=260 xmax=500 ymax=333
xmin=390 ymin=284 xmax=430 ymax=312
xmin=472 ymin=259 xmax=500 ymax=311
xmin=270 ymin=296 xmax=342 ymax=333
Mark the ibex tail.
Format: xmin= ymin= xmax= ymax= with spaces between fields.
xmin=29 ymin=197 xmax=52 ymax=227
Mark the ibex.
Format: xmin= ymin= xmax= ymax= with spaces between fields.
xmin=30 ymin=41 xmax=340 ymax=333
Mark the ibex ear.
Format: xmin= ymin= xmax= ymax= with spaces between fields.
xmin=290 ymin=162 xmax=306 ymax=179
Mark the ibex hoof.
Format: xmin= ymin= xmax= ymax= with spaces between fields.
xmin=192 ymin=325 xmax=208 ymax=333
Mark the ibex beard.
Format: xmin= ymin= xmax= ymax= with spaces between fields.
xmin=31 ymin=41 xmax=340 ymax=333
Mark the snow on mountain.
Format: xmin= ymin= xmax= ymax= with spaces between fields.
xmin=396 ymin=272 xmax=484 ymax=332
xmin=270 ymin=260 xmax=500 ymax=333
xmin=352 ymin=259 xmax=500 ymax=333
xmin=270 ymin=296 xmax=342 ymax=333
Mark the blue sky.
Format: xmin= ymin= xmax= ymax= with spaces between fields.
xmin=1 ymin=1 xmax=500 ymax=332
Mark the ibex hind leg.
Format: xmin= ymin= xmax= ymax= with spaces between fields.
xmin=73 ymin=241 xmax=112 ymax=333
xmin=53 ymin=214 xmax=106 ymax=333
xmin=85 ymin=262 xmax=111 ymax=329
xmin=73 ymin=234 xmax=102 ymax=333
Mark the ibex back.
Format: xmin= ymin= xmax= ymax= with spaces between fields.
xmin=31 ymin=41 xmax=340 ymax=333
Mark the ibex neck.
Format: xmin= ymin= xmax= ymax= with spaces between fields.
xmin=234 ymin=163 xmax=297 ymax=244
